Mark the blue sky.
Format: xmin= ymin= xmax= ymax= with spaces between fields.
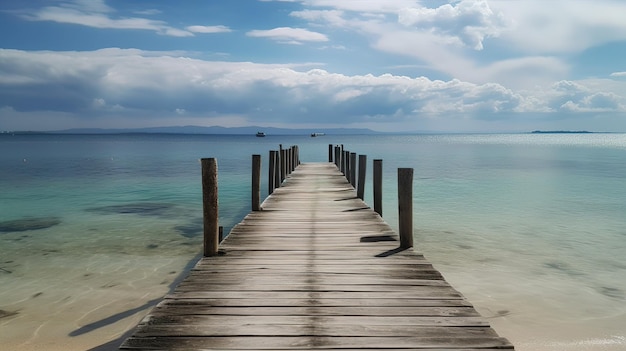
xmin=2 ymin=0 xmax=626 ymax=132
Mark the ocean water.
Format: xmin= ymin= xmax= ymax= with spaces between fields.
xmin=1 ymin=133 xmax=625 ymax=350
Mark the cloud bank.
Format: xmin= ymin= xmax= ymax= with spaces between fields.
xmin=2 ymin=48 xmax=625 ymax=132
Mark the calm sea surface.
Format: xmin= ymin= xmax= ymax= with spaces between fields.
xmin=1 ymin=133 xmax=625 ymax=350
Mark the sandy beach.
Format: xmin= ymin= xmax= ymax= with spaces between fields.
xmin=440 ymin=264 xmax=626 ymax=351
xmin=0 ymin=251 xmax=197 ymax=351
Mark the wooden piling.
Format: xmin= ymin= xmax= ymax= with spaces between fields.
xmin=357 ymin=154 xmax=367 ymax=200
xmin=269 ymin=150 xmax=277 ymax=194
xmin=292 ymin=146 xmax=299 ymax=169
xmin=252 ymin=154 xmax=261 ymax=211
xmin=201 ymin=158 xmax=219 ymax=257
xmin=295 ymin=145 xmax=300 ymax=166
xmin=373 ymin=159 xmax=383 ymax=217
xmin=343 ymin=150 xmax=349 ymax=180
xmin=287 ymin=147 xmax=292 ymax=175
xmin=280 ymin=149 xmax=286 ymax=183
xmin=328 ymin=144 xmax=333 ymax=163
xmin=275 ymin=151 xmax=281 ymax=189
xmin=398 ymin=168 xmax=414 ymax=249
xmin=350 ymin=152 xmax=357 ymax=188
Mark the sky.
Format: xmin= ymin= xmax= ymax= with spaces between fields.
xmin=2 ymin=0 xmax=626 ymax=132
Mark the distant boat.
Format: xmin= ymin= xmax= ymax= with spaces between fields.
xmin=310 ymin=132 xmax=325 ymax=137
xmin=256 ymin=132 xmax=266 ymax=137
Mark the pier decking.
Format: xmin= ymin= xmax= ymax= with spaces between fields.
xmin=120 ymin=162 xmax=513 ymax=350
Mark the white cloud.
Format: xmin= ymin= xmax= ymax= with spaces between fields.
xmin=398 ymin=0 xmax=510 ymax=50
xmin=247 ymin=27 xmax=328 ymax=44
xmin=187 ymin=25 xmax=232 ymax=34
xmin=22 ymin=0 xmax=193 ymax=37
xmin=286 ymin=0 xmax=626 ymax=91
xmin=560 ymin=92 xmax=625 ymax=113
xmin=301 ymin=0 xmax=417 ymax=14
xmin=62 ymin=0 xmax=113 ymax=13
xmin=490 ymin=0 xmax=626 ymax=54
xmin=291 ymin=10 xmax=347 ymax=27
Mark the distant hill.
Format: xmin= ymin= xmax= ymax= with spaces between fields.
xmin=46 ymin=125 xmax=381 ymax=135
xmin=531 ymin=130 xmax=592 ymax=134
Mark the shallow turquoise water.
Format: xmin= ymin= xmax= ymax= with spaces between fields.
xmin=1 ymin=133 xmax=625 ymax=350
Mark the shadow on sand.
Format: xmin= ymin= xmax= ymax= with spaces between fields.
xmin=79 ymin=253 xmax=202 ymax=351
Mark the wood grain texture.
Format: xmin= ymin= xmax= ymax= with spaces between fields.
xmin=120 ymin=163 xmax=514 ymax=350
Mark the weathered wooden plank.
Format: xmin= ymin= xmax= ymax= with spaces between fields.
xmin=120 ymin=162 xmax=513 ymax=350
xmin=158 ymin=298 xmax=471 ymax=308
xmin=173 ymin=283 xmax=451 ymax=292
xmin=132 ymin=325 xmax=498 ymax=338
xmin=136 ymin=315 xmax=492 ymax=327
xmin=122 ymin=336 xmax=513 ymax=349
xmin=166 ymin=290 xmax=465 ymax=300
xmin=148 ymin=306 xmax=481 ymax=317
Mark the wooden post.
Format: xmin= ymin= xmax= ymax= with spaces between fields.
xmin=341 ymin=144 xmax=345 ymax=174
xmin=334 ymin=146 xmax=340 ymax=168
xmin=295 ymin=145 xmax=300 ymax=166
xmin=328 ymin=144 xmax=333 ymax=163
xmin=350 ymin=152 xmax=357 ymax=188
xmin=398 ymin=168 xmax=414 ymax=249
xmin=373 ymin=159 xmax=383 ymax=216
xmin=287 ymin=146 xmax=293 ymax=174
xmin=252 ymin=154 xmax=261 ymax=211
xmin=341 ymin=150 xmax=347 ymax=175
xmin=274 ymin=150 xmax=281 ymax=189
xmin=357 ymin=154 xmax=367 ymax=200
xmin=342 ymin=150 xmax=350 ymax=182
xmin=280 ymin=149 xmax=286 ymax=183
xmin=219 ymin=226 xmax=224 ymax=243
xmin=269 ymin=150 xmax=277 ymax=194
xmin=201 ymin=158 xmax=219 ymax=257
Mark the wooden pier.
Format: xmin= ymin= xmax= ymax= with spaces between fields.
xmin=120 ymin=162 xmax=513 ymax=350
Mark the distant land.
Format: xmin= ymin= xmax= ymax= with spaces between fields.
xmin=3 ymin=126 xmax=382 ymax=135
xmin=531 ymin=130 xmax=593 ymax=134
xmin=2 ymin=127 xmax=612 ymax=135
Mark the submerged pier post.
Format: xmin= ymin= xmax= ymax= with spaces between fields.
xmin=201 ymin=158 xmax=219 ymax=256
xmin=398 ymin=168 xmax=414 ymax=249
